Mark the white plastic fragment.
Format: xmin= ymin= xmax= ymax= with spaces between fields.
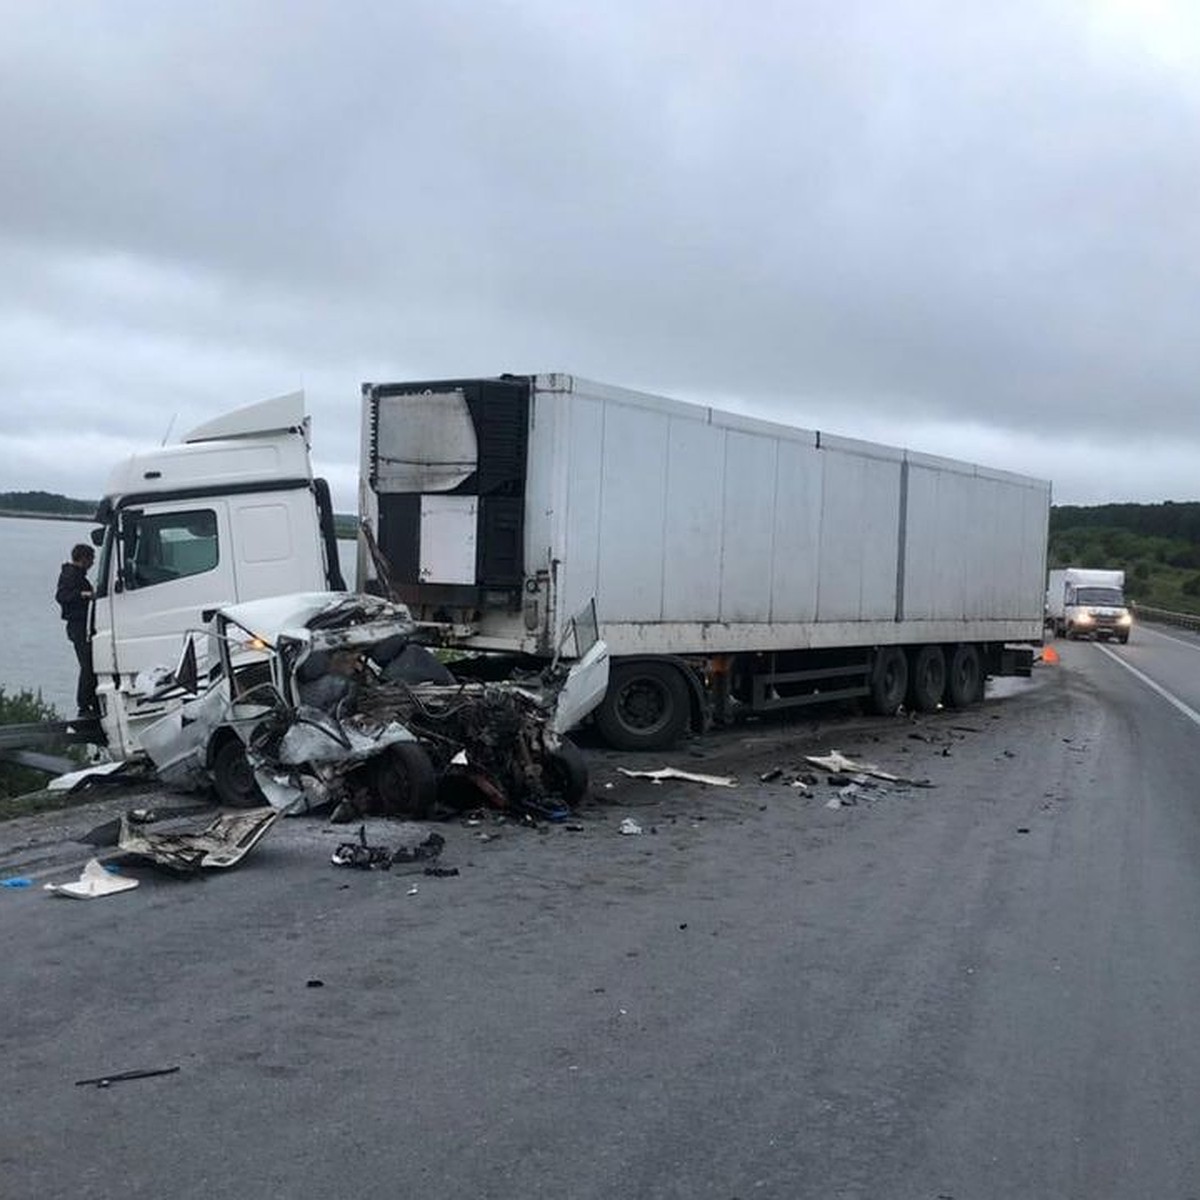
xmin=47 ymin=762 xmax=127 ymax=792
xmin=805 ymin=751 xmax=901 ymax=782
xmin=616 ymin=767 xmax=736 ymax=788
xmin=44 ymin=859 xmax=139 ymax=900
xmin=618 ymin=818 xmax=643 ymax=836
xmin=407 ymin=884 xmax=419 ymax=896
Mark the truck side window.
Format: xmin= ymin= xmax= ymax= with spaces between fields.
xmin=123 ymin=510 xmax=219 ymax=590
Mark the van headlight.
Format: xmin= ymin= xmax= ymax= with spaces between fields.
xmin=1076 ymin=611 xmax=1094 ymax=625
xmin=1118 ymin=612 xmax=1133 ymax=626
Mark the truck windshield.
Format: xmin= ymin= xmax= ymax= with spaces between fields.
xmin=1075 ymin=587 xmax=1124 ymax=606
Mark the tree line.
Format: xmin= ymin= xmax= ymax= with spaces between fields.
xmin=1049 ymin=502 xmax=1200 ymax=612
xmin=0 ymin=491 xmax=95 ymax=516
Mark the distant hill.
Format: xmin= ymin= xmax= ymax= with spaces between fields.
xmin=1049 ymin=501 xmax=1200 ymax=614
xmin=0 ymin=491 xmax=96 ymax=519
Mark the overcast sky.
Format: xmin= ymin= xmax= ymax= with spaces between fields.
xmin=2 ymin=0 xmax=1198 ymax=509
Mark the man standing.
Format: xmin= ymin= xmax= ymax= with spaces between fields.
xmin=55 ymin=543 xmax=97 ymax=716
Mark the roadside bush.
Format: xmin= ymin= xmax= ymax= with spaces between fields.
xmin=1182 ymin=574 xmax=1200 ymax=598
xmin=0 ymin=687 xmax=59 ymax=799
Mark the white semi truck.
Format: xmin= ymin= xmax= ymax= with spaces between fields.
xmin=358 ymin=373 xmax=1051 ymax=748
xmin=83 ymin=375 xmax=1050 ymax=761
xmin=1045 ymin=567 xmax=1131 ymax=642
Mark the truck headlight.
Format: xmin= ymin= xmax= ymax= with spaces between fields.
xmin=1076 ymin=612 xmax=1094 ymax=625
xmin=1118 ymin=612 xmax=1133 ymax=626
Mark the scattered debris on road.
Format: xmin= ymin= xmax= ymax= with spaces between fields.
xmin=619 ymin=817 xmax=644 ymax=835
xmin=331 ymin=826 xmax=446 ymax=870
xmin=805 ymin=750 xmax=931 ymax=787
xmin=616 ymin=767 xmax=737 ymax=787
xmin=116 ymin=807 xmax=280 ymax=873
xmin=44 ymin=858 xmax=139 ymax=900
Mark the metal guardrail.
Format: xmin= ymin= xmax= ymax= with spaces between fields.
xmin=1131 ymin=603 xmax=1200 ymax=632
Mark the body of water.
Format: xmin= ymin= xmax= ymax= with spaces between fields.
xmin=0 ymin=516 xmax=90 ymax=714
xmin=0 ymin=516 xmax=358 ymax=718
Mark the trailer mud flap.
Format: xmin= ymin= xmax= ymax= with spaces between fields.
xmin=999 ymin=646 xmax=1035 ymax=677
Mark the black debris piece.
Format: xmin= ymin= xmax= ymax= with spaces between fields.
xmin=759 ymin=768 xmax=783 ymax=783
xmin=423 ymin=865 xmax=460 ymax=878
xmin=75 ymin=1066 xmax=180 ymax=1089
xmin=306 ymin=979 xmax=325 ymax=988
xmin=391 ymin=832 xmax=446 ymax=865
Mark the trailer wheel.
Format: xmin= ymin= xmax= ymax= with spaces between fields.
xmin=907 ymin=645 xmax=946 ymax=712
xmin=212 ymin=737 xmax=265 ymax=808
xmin=543 ymin=738 xmax=589 ymax=805
xmin=946 ymin=644 xmax=983 ymax=708
xmin=372 ymin=742 xmax=438 ymax=818
xmin=869 ymin=648 xmax=908 ymax=715
xmin=595 ymin=661 xmax=689 ymax=750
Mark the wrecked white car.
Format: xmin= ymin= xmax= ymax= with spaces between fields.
xmin=139 ymin=592 xmax=609 ymax=819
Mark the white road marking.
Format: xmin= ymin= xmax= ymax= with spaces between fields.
xmin=1094 ymin=642 xmax=1200 ymax=728
xmin=1134 ymin=622 xmax=1200 ymax=653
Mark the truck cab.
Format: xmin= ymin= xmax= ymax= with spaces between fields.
xmin=89 ymin=394 xmax=343 ymax=757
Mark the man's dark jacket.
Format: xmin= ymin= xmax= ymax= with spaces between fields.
xmin=56 ymin=563 xmax=91 ymax=626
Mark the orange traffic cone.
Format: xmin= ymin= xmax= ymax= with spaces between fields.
xmin=1041 ymin=645 xmax=1060 ymax=665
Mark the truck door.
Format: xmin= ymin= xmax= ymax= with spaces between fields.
xmin=99 ymin=503 xmax=236 ymax=679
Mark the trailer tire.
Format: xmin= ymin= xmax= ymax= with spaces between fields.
xmin=543 ymin=738 xmax=589 ymax=805
xmin=595 ymin=661 xmax=690 ymax=751
xmin=869 ymin=647 xmax=909 ymax=715
xmin=212 ymin=737 xmax=265 ymax=808
xmin=907 ymin=645 xmax=946 ymax=712
xmin=946 ymin=644 xmax=983 ymax=708
xmin=373 ymin=742 xmax=438 ymax=819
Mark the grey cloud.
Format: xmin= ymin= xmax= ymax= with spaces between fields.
xmin=2 ymin=0 xmax=1200 ymax=506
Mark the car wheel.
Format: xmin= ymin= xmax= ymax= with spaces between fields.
xmin=542 ymin=738 xmax=589 ymax=805
xmin=212 ymin=737 xmax=265 ymax=808
xmin=372 ymin=742 xmax=438 ymax=818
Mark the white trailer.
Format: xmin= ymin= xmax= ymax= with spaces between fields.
xmin=360 ymin=373 xmax=1051 ymax=749
xmin=1046 ymin=567 xmax=1131 ymax=642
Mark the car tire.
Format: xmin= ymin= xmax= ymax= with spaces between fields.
xmin=212 ymin=737 xmax=265 ymax=808
xmin=373 ymin=742 xmax=438 ymax=818
xmin=543 ymin=738 xmax=589 ymax=805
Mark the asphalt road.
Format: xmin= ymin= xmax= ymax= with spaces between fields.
xmin=3 ymin=630 xmax=1200 ymax=1200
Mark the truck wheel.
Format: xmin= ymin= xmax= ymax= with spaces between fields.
xmin=946 ymin=644 xmax=983 ymax=708
xmin=1117 ymin=633 xmax=1130 ymax=645
xmin=543 ymin=738 xmax=589 ymax=805
xmin=907 ymin=645 xmax=946 ymax=712
xmin=372 ymin=742 xmax=437 ymax=818
xmin=869 ymin=647 xmax=908 ymax=715
xmin=595 ymin=661 xmax=689 ymax=751
xmin=212 ymin=737 xmax=265 ymax=808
